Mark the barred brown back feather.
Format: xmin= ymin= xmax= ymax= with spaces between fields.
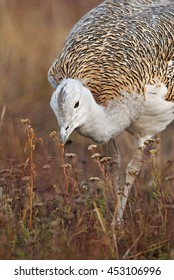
xmin=48 ymin=0 xmax=174 ymax=106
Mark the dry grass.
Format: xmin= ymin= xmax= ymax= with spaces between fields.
xmin=0 ymin=0 xmax=174 ymax=260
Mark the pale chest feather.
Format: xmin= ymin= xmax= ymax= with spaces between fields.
xmin=77 ymin=84 xmax=174 ymax=143
xmin=127 ymin=84 xmax=174 ymax=138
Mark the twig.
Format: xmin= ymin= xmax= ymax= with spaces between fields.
xmin=122 ymin=232 xmax=143 ymax=259
xmin=0 ymin=105 xmax=6 ymax=135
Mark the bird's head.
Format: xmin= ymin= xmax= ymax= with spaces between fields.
xmin=50 ymin=78 xmax=92 ymax=143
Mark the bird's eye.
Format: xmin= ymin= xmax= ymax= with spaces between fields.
xmin=74 ymin=101 xmax=79 ymax=108
xmin=65 ymin=126 xmax=69 ymax=131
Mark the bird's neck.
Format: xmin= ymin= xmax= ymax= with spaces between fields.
xmin=77 ymin=93 xmax=142 ymax=143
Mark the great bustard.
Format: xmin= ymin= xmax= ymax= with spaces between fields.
xmin=48 ymin=0 xmax=174 ymax=224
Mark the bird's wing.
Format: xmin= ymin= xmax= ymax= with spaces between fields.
xmin=48 ymin=0 xmax=174 ymax=105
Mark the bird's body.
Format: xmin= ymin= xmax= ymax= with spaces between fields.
xmin=48 ymin=0 xmax=174 ymax=223
xmin=49 ymin=0 xmax=174 ymax=101
xmin=49 ymin=0 xmax=174 ymax=145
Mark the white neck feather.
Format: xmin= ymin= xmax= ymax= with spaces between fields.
xmin=77 ymin=90 xmax=143 ymax=143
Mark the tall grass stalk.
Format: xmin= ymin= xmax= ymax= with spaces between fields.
xmin=21 ymin=119 xmax=42 ymax=230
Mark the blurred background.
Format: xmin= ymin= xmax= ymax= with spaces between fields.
xmin=0 ymin=0 xmax=101 ymax=158
xmin=0 ymin=0 xmax=173 ymax=188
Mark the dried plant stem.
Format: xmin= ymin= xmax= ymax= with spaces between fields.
xmin=65 ymin=153 xmax=79 ymax=195
xmin=59 ymin=143 xmax=69 ymax=200
xmin=29 ymin=138 xmax=34 ymax=230
xmin=50 ymin=131 xmax=69 ymax=201
xmin=150 ymin=145 xmax=167 ymax=233
xmin=96 ymin=158 xmax=111 ymax=217
xmin=93 ymin=201 xmax=106 ymax=232
xmin=122 ymin=232 xmax=143 ymax=259
xmin=111 ymin=225 xmax=119 ymax=258
xmin=0 ymin=105 xmax=6 ymax=135
xmin=21 ymin=119 xmax=40 ymax=230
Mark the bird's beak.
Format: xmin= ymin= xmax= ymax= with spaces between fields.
xmin=60 ymin=126 xmax=72 ymax=144
xmin=59 ymin=116 xmax=78 ymax=143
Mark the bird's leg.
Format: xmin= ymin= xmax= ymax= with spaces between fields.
xmin=106 ymin=139 xmax=122 ymax=224
xmin=116 ymin=145 xmax=144 ymax=224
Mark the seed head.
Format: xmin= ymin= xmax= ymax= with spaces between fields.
xmin=156 ymin=138 xmax=161 ymax=144
xmin=91 ymin=153 xmax=100 ymax=160
xmin=25 ymin=125 xmax=34 ymax=139
xmin=42 ymin=164 xmax=50 ymax=170
xmin=88 ymin=144 xmax=97 ymax=153
xmin=89 ymin=177 xmax=100 ymax=182
xmin=65 ymin=153 xmax=77 ymax=159
xmin=61 ymin=163 xmax=71 ymax=169
xmin=50 ymin=131 xmax=58 ymax=139
xmin=21 ymin=119 xmax=31 ymax=125
xmin=100 ymin=156 xmax=112 ymax=163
